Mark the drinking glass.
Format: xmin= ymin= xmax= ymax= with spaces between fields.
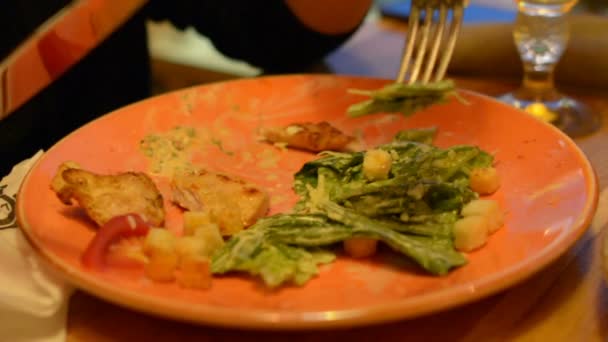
xmin=499 ymin=0 xmax=600 ymax=137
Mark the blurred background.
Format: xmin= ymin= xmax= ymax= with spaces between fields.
xmin=146 ymin=0 xmax=607 ymax=93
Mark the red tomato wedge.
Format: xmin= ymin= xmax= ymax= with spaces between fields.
xmin=81 ymin=214 xmax=150 ymax=269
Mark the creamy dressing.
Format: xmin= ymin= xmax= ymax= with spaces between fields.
xmin=139 ymin=126 xmax=201 ymax=177
xmin=255 ymin=148 xmax=280 ymax=169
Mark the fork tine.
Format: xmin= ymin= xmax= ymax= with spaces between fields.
xmin=396 ymin=5 xmax=421 ymax=83
xmin=407 ymin=4 xmax=434 ymax=84
xmin=421 ymin=4 xmax=448 ymax=83
xmin=433 ymin=1 xmax=464 ymax=82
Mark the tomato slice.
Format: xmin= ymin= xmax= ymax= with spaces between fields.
xmin=81 ymin=214 xmax=150 ymax=269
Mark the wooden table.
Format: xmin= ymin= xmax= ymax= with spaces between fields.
xmin=66 ymin=20 xmax=608 ymax=341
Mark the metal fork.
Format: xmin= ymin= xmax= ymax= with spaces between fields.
xmin=396 ymin=0 xmax=467 ymax=84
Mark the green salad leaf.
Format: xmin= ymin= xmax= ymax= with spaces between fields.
xmin=211 ymin=223 xmax=336 ymax=287
xmin=346 ymin=80 xmax=460 ymax=117
xmin=393 ymin=127 xmax=437 ymax=144
xmin=211 ymin=128 xmax=493 ymax=288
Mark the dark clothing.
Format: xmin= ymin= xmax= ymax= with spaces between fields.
xmin=0 ymin=1 xmax=354 ymax=175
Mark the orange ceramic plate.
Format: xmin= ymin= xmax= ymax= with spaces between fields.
xmin=17 ymin=75 xmax=598 ymax=329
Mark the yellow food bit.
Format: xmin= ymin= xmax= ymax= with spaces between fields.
xmin=344 ymin=238 xmax=378 ymax=258
xmin=453 ymin=216 xmax=489 ymax=252
xmin=175 ymin=236 xmax=207 ymax=259
xmin=183 ymin=211 xmax=214 ymax=236
xmin=144 ymin=252 xmax=179 ymax=282
xmin=143 ymin=228 xmax=179 ymax=281
xmin=193 ymin=224 xmax=225 ymax=256
xmin=363 ymin=149 xmax=392 ymax=181
xmin=469 ymin=167 xmax=500 ymax=195
xmin=461 ymin=199 xmax=504 ymax=234
xmin=177 ymin=256 xmax=212 ymax=289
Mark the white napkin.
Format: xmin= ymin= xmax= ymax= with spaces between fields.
xmin=0 ymin=151 xmax=72 ymax=342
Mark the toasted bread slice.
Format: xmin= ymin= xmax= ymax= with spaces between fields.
xmin=51 ymin=162 xmax=165 ymax=227
xmin=171 ymin=170 xmax=269 ymax=236
xmin=260 ymin=121 xmax=360 ymax=152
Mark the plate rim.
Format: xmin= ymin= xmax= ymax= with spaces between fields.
xmin=16 ymin=74 xmax=600 ymax=330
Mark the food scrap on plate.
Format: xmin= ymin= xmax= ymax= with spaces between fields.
xmin=259 ymin=121 xmax=362 ymax=152
xmin=212 ymin=128 xmax=503 ymax=287
xmin=346 ymin=80 xmax=460 ymax=117
xmin=49 ymin=126 xmax=504 ymax=291
xmin=51 ymin=162 xmax=165 ymax=227
xmin=171 ymin=169 xmax=270 ymax=236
